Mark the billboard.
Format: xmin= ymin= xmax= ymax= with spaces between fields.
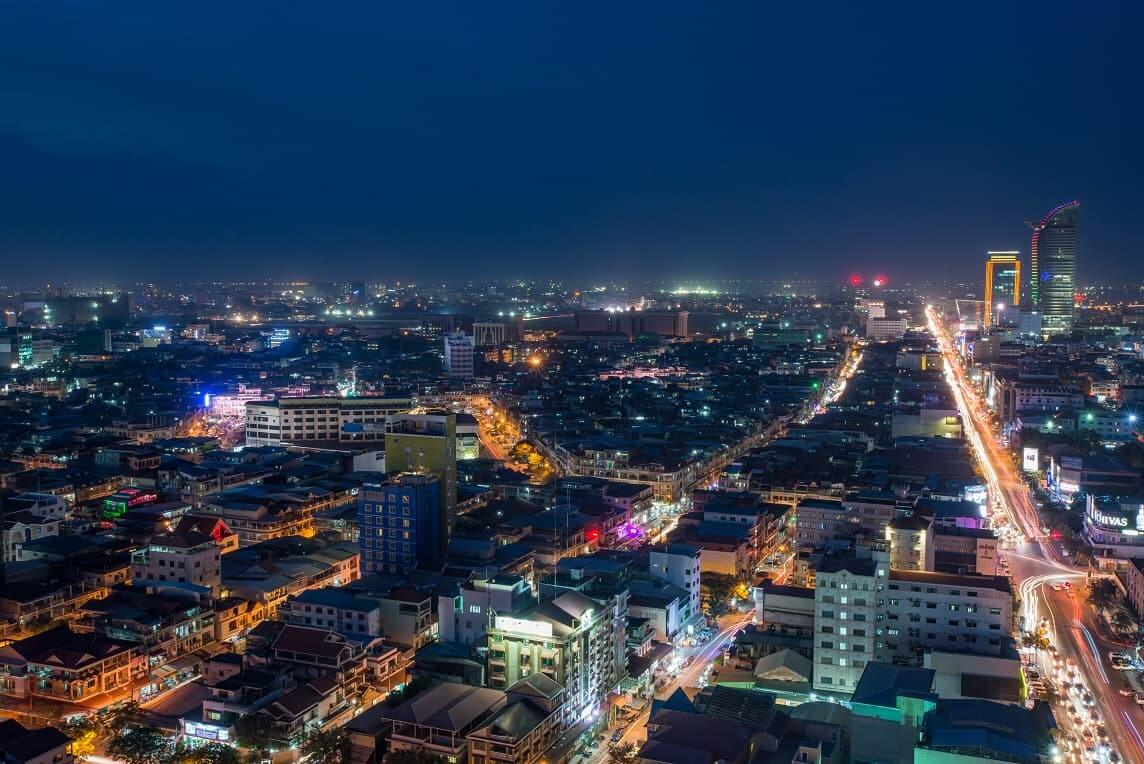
xmin=494 ymin=616 xmax=553 ymax=638
xmin=1022 ymin=447 xmax=1039 ymax=472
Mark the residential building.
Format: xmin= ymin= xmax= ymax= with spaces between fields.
xmin=0 ymin=625 xmax=146 ymax=702
xmin=487 ymin=590 xmax=623 ymax=719
xmin=883 ymin=570 xmax=1012 ymax=663
xmin=466 ymin=674 xmax=566 ymax=764
xmin=439 ymin=575 xmax=535 ymax=646
xmin=885 ymin=514 xmax=935 ymax=572
xmin=359 ymin=473 xmax=443 ymax=575
xmin=0 ymin=720 xmax=73 ymax=764
xmin=131 ymin=528 xmax=223 ymax=593
xmin=812 ymin=556 xmax=885 ymax=693
xmin=385 ymin=411 xmax=458 ymax=525
xmin=444 ymin=332 xmax=475 ymax=378
xmin=647 ymin=543 xmax=702 ymax=629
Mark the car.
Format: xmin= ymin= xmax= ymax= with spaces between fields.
xmin=1110 ymin=651 xmax=1130 ymax=661
xmin=1063 ymin=581 xmax=1072 ymax=589
xmin=1120 ymin=686 xmax=1134 ymax=696
xmin=611 ymin=730 xmax=624 ymax=743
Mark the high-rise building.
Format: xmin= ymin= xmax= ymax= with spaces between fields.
xmin=1028 ymin=201 xmax=1079 ymax=336
xmin=359 ymin=473 xmax=443 ymax=575
xmin=443 ymin=331 xmax=475 ymax=378
xmin=982 ymin=251 xmax=1020 ymax=326
xmin=385 ymin=411 xmax=458 ymax=526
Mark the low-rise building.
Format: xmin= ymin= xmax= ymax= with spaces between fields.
xmin=0 ymin=625 xmax=146 ymax=703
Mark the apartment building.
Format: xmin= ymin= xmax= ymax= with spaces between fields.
xmin=487 ymin=590 xmax=622 ymax=719
xmin=883 ymin=570 xmax=1012 ymax=663
xmin=813 ymin=557 xmax=886 ymax=693
xmin=131 ymin=528 xmax=223 ymax=593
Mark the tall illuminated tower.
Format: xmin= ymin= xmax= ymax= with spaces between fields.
xmin=983 ymin=251 xmax=1020 ymax=326
xmin=1028 ymin=201 xmax=1079 ymax=336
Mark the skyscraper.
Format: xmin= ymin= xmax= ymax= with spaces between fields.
xmin=1028 ymin=201 xmax=1079 ymax=336
xmin=983 ymin=251 xmax=1020 ymax=326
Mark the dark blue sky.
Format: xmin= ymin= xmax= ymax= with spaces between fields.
xmin=2 ymin=2 xmax=1141 ymax=285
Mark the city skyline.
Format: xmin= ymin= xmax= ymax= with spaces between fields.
xmin=2 ymin=4 xmax=1143 ymax=283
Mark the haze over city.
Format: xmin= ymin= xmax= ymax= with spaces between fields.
xmin=2 ymin=2 xmax=1144 ymax=283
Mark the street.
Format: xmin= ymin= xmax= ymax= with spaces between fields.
xmin=583 ymin=613 xmax=754 ymax=764
xmin=928 ymin=306 xmax=1142 ymax=763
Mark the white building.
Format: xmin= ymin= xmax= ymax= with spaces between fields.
xmin=648 ymin=543 xmax=702 ymax=628
xmin=867 ymin=317 xmax=909 ymax=341
xmin=245 ymin=396 xmax=412 ymax=446
xmin=131 ymin=529 xmax=223 ymax=594
xmin=883 ymin=570 xmax=1012 ymax=662
xmin=813 ymin=556 xmax=886 ymax=693
xmin=439 ymin=575 xmax=534 ymax=646
xmin=443 ymin=332 xmax=475 ymax=378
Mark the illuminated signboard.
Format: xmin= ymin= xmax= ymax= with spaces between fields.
xmin=1022 ymin=448 xmax=1039 ymax=472
xmin=494 ymin=616 xmax=553 ymax=638
xmin=1087 ymin=501 xmax=1144 ymax=533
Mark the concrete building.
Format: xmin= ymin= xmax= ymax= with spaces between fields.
xmin=439 ymin=575 xmax=535 ymax=646
xmin=867 ymin=317 xmax=909 ymax=340
xmin=359 ymin=473 xmax=444 ymax=575
xmin=648 ymin=543 xmax=702 ymax=629
xmin=886 ymin=514 xmax=936 ymax=572
xmin=244 ymin=396 xmax=412 ymax=446
xmin=486 ymin=590 xmax=623 ymax=719
xmin=385 ymin=411 xmax=458 ymax=526
xmin=890 ymin=407 xmax=962 ymax=439
xmin=983 ymin=251 xmax=1020 ymax=327
xmin=1028 ymin=200 xmax=1079 ymax=336
xmin=883 ymin=570 xmax=1012 ymax=663
xmin=131 ymin=528 xmax=223 ymax=593
xmin=444 ymin=332 xmax=475 ymax=379
xmin=813 ymin=556 xmax=886 ymax=693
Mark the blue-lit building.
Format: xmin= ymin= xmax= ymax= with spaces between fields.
xmin=359 ymin=473 xmax=443 ymax=575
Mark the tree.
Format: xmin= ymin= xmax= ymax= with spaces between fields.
xmin=63 ymin=717 xmax=99 ymax=762
xmin=1112 ymin=610 xmax=1136 ymax=634
xmin=234 ymin=715 xmax=280 ymax=752
xmin=300 ymin=728 xmax=349 ymax=764
xmin=1088 ymin=579 xmax=1119 ymax=611
xmin=169 ymin=741 xmax=244 ymax=764
xmin=103 ymin=701 xmax=144 ymax=734
xmin=607 ymin=742 xmax=639 ymax=764
xmin=107 ymin=726 xmax=171 ymax=764
xmin=703 ymin=574 xmax=737 ymax=618
xmin=382 ymin=749 xmax=445 ymax=764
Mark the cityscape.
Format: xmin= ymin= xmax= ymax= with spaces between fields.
xmin=2 ymin=6 xmax=1144 ymax=764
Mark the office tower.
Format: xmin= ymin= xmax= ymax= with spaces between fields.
xmin=1028 ymin=201 xmax=1079 ymax=336
xmin=443 ymin=331 xmax=475 ymax=378
xmin=385 ymin=411 xmax=458 ymax=526
xmin=983 ymin=251 xmax=1020 ymax=326
xmin=359 ymin=473 xmax=443 ymax=575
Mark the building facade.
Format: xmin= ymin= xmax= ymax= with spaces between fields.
xmin=983 ymin=251 xmax=1020 ymax=326
xmin=1028 ymin=200 xmax=1079 ymax=336
xmin=359 ymin=473 xmax=443 ymax=575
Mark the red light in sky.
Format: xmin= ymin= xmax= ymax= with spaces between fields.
xmin=849 ymin=275 xmax=863 ymax=286
xmin=873 ymin=275 xmax=887 ymax=287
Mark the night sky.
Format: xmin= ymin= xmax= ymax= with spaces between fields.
xmin=2 ymin=2 xmax=1142 ymax=285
